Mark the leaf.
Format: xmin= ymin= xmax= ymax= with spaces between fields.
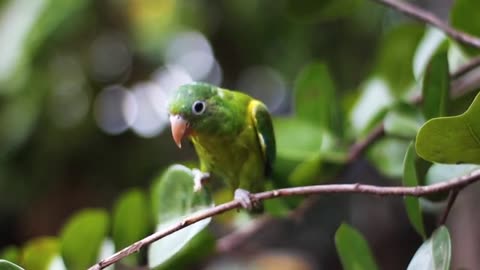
xmin=426 ymin=163 xmax=480 ymax=185
xmin=407 ymin=226 xmax=451 ymax=270
xmin=112 ymin=189 xmax=150 ymax=265
xmin=0 ymin=0 xmax=89 ymax=92
xmin=350 ymin=77 xmax=393 ymax=135
xmin=148 ymin=164 xmax=213 ymax=268
xmin=368 ymin=137 xmax=410 ymax=178
xmin=294 ymin=62 xmax=342 ymax=135
xmin=0 ymin=260 xmax=24 ymax=270
xmin=375 ymin=24 xmax=424 ymax=96
xmin=274 ymin=117 xmax=323 ymax=160
xmin=450 ymin=0 xmax=480 ymax=55
xmin=402 ymin=142 xmax=426 ymax=239
xmin=21 ymin=237 xmax=60 ymax=270
xmin=60 ymin=209 xmax=109 ymax=270
xmin=413 ymin=27 xmax=447 ymax=80
xmin=384 ymin=103 xmax=423 ymax=139
xmin=335 ymin=223 xmax=379 ymax=270
xmin=416 ymin=92 xmax=480 ymax=164
xmin=422 ymin=49 xmax=450 ymax=120
xmin=0 ymin=246 xmax=19 ymax=265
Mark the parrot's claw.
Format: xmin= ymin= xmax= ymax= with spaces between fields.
xmin=234 ymin=188 xmax=260 ymax=211
xmin=192 ymin=169 xmax=210 ymax=192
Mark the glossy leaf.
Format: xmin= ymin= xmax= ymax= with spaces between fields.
xmin=0 ymin=260 xmax=24 ymax=270
xmin=402 ymin=142 xmax=426 ymax=239
xmin=450 ymin=0 xmax=480 ymax=55
xmin=375 ymin=24 xmax=424 ymax=96
xmin=21 ymin=237 xmax=61 ymax=270
xmin=350 ymin=77 xmax=393 ymax=135
xmin=60 ymin=209 xmax=109 ymax=270
xmin=274 ymin=117 xmax=323 ymax=160
xmin=416 ymin=92 xmax=480 ymax=164
xmin=422 ymin=49 xmax=450 ymax=120
xmin=407 ymin=226 xmax=451 ymax=270
xmin=426 ymin=163 xmax=480 ymax=185
xmin=294 ymin=62 xmax=342 ymax=135
xmin=335 ymin=223 xmax=379 ymax=270
xmin=112 ymin=189 xmax=150 ymax=265
xmin=384 ymin=103 xmax=423 ymax=139
xmin=413 ymin=27 xmax=446 ymax=80
xmin=149 ymin=164 xmax=213 ymax=268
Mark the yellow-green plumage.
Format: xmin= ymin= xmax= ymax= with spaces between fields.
xmin=167 ymin=82 xmax=276 ymax=207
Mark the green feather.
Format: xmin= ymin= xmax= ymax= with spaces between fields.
xmin=167 ymin=82 xmax=276 ymax=194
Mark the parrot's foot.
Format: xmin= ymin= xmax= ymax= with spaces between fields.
xmin=234 ymin=188 xmax=262 ymax=212
xmin=192 ymin=169 xmax=210 ymax=192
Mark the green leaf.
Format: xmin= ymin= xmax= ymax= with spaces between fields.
xmin=60 ymin=209 xmax=109 ymax=270
xmin=416 ymin=92 xmax=480 ymax=164
xmin=350 ymin=77 xmax=393 ymax=135
xmin=149 ymin=164 xmax=213 ymax=268
xmin=450 ymin=0 xmax=480 ymax=55
xmin=368 ymin=137 xmax=410 ymax=178
xmin=426 ymin=163 xmax=480 ymax=185
xmin=274 ymin=117 xmax=323 ymax=160
xmin=407 ymin=226 xmax=451 ymax=270
xmin=422 ymin=49 xmax=450 ymax=120
xmin=402 ymin=142 xmax=426 ymax=239
xmin=112 ymin=189 xmax=151 ymax=265
xmin=0 ymin=260 xmax=24 ymax=270
xmin=335 ymin=223 xmax=379 ymax=270
xmin=0 ymin=246 xmax=19 ymax=265
xmin=413 ymin=27 xmax=447 ymax=80
xmin=294 ymin=62 xmax=342 ymax=135
xmin=384 ymin=103 xmax=424 ymax=139
xmin=21 ymin=237 xmax=61 ymax=270
xmin=375 ymin=24 xmax=424 ymax=96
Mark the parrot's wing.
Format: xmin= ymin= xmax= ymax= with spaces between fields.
xmin=250 ymin=100 xmax=276 ymax=177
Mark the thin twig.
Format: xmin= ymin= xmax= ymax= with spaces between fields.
xmin=451 ymin=56 xmax=480 ymax=80
xmin=373 ymin=0 xmax=480 ymax=49
xmin=439 ymin=189 xmax=460 ymax=225
xmin=347 ymin=56 xmax=480 ymax=160
xmin=88 ymin=170 xmax=480 ymax=270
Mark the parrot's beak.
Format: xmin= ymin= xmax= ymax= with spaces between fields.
xmin=169 ymin=114 xmax=190 ymax=148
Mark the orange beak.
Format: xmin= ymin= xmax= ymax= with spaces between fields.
xmin=169 ymin=115 xmax=190 ymax=148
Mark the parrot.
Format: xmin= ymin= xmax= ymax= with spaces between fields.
xmin=167 ymin=82 xmax=276 ymax=211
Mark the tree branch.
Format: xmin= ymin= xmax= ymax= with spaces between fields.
xmin=372 ymin=0 xmax=480 ymax=49
xmin=88 ymin=169 xmax=480 ymax=270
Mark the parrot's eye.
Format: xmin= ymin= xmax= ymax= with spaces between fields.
xmin=192 ymin=100 xmax=206 ymax=115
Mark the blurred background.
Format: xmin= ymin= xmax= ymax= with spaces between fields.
xmin=3 ymin=0 xmax=478 ymax=269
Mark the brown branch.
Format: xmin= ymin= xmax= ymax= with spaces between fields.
xmin=439 ymin=189 xmax=460 ymax=225
xmin=88 ymin=169 xmax=480 ymax=270
xmin=347 ymin=56 xmax=480 ymax=161
xmin=373 ymin=0 xmax=480 ymax=49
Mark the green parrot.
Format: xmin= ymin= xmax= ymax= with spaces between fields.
xmin=167 ymin=82 xmax=276 ymax=211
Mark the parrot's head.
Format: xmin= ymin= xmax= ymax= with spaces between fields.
xmin=167 ymin=82 xmax=227 ymax=148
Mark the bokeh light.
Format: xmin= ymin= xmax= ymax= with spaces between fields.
xmin=90 ymin=33 xmax=132 ymax=83
xmin=236 ymin=66 xmax=287 ymax=113
xmin=94 ymin=85 xmax=137 ymax=135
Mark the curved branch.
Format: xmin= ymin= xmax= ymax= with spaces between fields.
xmin=373 ymin=0 xmax=480 ymax=49
xmin=88 ymin=169 xmax=480 ymax=270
